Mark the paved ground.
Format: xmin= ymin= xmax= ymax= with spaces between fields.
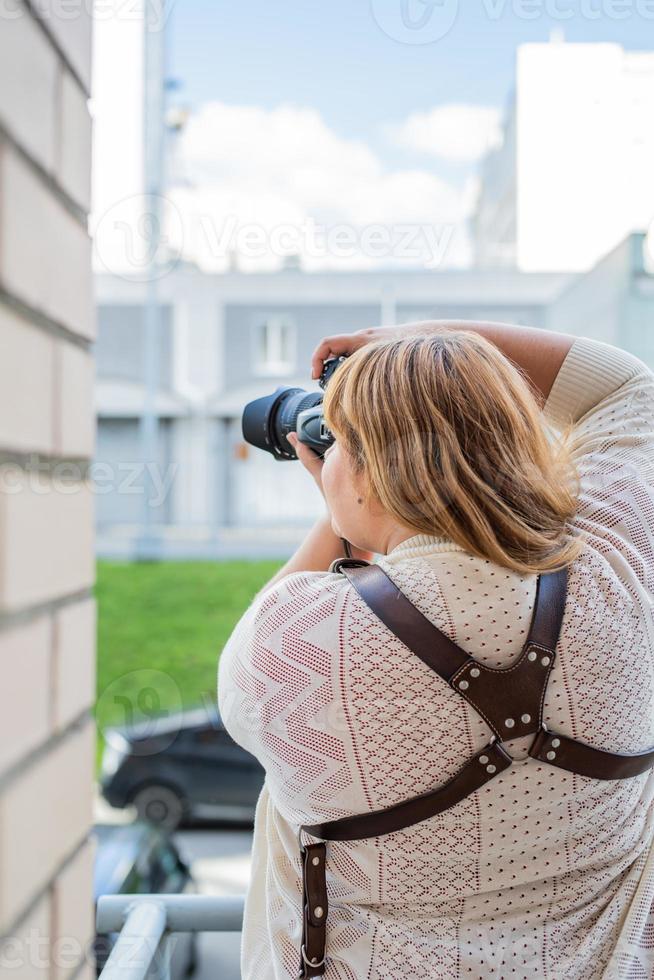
xmin=95 ymin=791 xmax=252 ymax=980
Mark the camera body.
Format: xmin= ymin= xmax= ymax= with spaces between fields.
xmin=241 ymin=356 xmax=345 ymax=461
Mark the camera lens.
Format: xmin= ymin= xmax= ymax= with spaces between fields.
xmin=242 ymin=388 xmax=324 ymax=460
xmin=241 ymin=355 xmax=344 ymax=460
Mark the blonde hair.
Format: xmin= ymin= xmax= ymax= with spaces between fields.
xmin=323 ymin=331 xmax=585 ymax=575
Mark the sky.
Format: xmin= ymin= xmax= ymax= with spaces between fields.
xmin=94 ymin=1 xmax=654 ymax=274
xmin=169 ymin=1 xmax=653 ymax=132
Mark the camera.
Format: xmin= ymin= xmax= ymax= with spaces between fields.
xmin=241 ymin=356 xmax=346 ymax=461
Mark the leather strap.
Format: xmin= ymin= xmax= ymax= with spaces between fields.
xmin=524 ymin=566 xmax=568 ymax=652
xmin=341 ymin=563 xmax=471 ymax=682
xmin=302 ymin=737 xmax=513 ymax=841
xmin=342 ymin=563 xmax=568 ymax=741
xmin=529 ymin=727 xmax=654 ymax=780
xmin=297 ymin=842 xmax=328 ymax=979
xmin=341 ymin=564 xmax=567 ymax=683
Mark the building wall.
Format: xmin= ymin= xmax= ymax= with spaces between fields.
xmin=472 ymin=98 xmax=517 ymax=270
xmin=517 ymin=42 xmax=654 ymax=273
xmin=222 ymin=303 xmax=381 ymax=390
xmin=96 ymin=305 xmax=173 ymax=388
xmin=473 ymin=41 xmax=654 ymax=274
xmin=546 ymin=235 xmax=638 ymax=346
xmin=0 ymin=4 xmax=95 ymax=980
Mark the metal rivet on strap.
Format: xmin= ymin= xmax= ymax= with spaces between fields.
xmin=551 ymin=738 xmax=560 ymax=748
xmin=505 ymin=717 xmax=515 ymax=728
xmin=486 ymin=764 xmax=496 ymax=774
xmin=541 ymin=655 xmax=551 ymax=666
xmin=311 ymin=856 xmax=320 ymax=866
xmin=527 ymin=650 xmax=537 ymax=662
xmin=314 ymin=906 xmax=324 ymax=918
xmin=479 ymin=754 xmax=489 ymax=765
xmin=458 ymin=679 xmax=469 ymax=690
xmin=521 ymin=713 xmax=531 ymax=723
xmin=470 ymin=667 xmax=480 ymax=678
xmin=546 ymin=750 xmax=556 ymax=761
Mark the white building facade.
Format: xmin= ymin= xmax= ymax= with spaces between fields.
xmin=474 ymin=41 xmax=654 ymax=273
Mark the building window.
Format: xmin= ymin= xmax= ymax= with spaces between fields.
xmin=253 ymin=316 xmax=296 ymax=375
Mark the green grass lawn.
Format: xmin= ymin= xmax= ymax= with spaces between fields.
xmin=95 ymin=560 xmax=282 ymax=767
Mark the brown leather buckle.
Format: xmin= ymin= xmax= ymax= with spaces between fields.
xmin=298 ymin=839 xmax=328 ymax=978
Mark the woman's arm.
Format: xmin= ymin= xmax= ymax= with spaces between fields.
xmin=253 ymin=434 xmax=373 ymax=600
xmin=257 ymin=515 xmax=357 ymax=598
xmin=312 ymin=320 xmax=576 ymax=408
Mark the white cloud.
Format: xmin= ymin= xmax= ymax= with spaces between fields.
xmin=168 ymin=101 xmax=476 ymax=272
xmin=390 ymin=104 xmax=503 ymax=163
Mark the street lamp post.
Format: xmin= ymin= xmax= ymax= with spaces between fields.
xmin=138 ymin=0 xmax=167 ymax=560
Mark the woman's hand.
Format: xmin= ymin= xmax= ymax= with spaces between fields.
xmin=286 ymin=432 xmax=325 ymax=497
xmin=311 ymin=326 xmax=394 ymax=380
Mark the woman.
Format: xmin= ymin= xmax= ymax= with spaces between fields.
xmin=217 ymin=320 xmax=654 ymax=979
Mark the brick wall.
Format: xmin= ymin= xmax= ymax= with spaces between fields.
xmin=0 ymin=3 xmax=95 ymax=980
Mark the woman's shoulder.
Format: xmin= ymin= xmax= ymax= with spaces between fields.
xmin=240 ymin=568 xmax=362 ymax=647
xmin=257 ymin=567 xmax=355 ymax=607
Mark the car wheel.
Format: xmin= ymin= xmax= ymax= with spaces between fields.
xmin=132 ymin=784 xmax=186 ymax=832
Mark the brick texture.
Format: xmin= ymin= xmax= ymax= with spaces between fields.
xmin=35 ymin=1 xmax=93 ymax=93
xmin=53 ymin=599 xmax=96 ymax=732
xmin=55 ymin=341 xmax=95 ymax=459
xmin=0 ymin=3 xmax=57 ymax=171
xmin=0 ymin=720 xmax=94 ymax=933
xmin=0 ymin=0 xmax=95 ymax=954
xmin=0 ymin=307 xmax=55 ymax=454
xmin=0 ymin=467 xmax=94 ymax=612
xmin=0 ymin=145 xmax=93 ymax=340
xmin=0 ymin=894 xmax=52 ymax=980
xmin=52 ymin=840 xmax=96 ymax=980
xmin=56 ymin=69 xmax=92 ymax=212
xmin=0 ymin=617 xmax=52 ymax=775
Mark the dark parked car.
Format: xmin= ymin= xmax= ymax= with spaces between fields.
xmin=93 ymin=822 xmax=197 ymax=978
xmin=100 ymin=706 xmax=264 ymax=830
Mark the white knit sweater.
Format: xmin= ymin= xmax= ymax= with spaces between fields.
xmin=218 ymin=336 xmax=654 ymax=980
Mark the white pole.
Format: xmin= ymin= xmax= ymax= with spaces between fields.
xmin=138 ymin=0 xmax=166 ymax=559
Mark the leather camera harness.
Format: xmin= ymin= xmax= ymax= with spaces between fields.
xmin=296 ymin=559 xmax=654 ymax=979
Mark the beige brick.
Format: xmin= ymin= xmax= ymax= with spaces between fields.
xmin=52 ymin=840 xmax=95 ymax=980
xmin=0 ymin=720 xmax=94 ymax=932
xmin=67 ymin=961 xmax=94 ymax=980
xmin=0 ymin=145 xmax=93 ymax=340
xmin=31 ymin=0 xmax=93 ymax=93
xmin=0 ymin=466 xmax=94 ymax=612
xmin=55 ymin=342 xmax=95 ymax=459
xmin=0 ymin=306 xmax=55 ymax=454
xmin=57 ymin=70 xmax=91 ymax=211
xmin=0 ymin=894 xmax=51 ymax=980
xmin=53 ymin=599 xmax=96 ymax=732
xmin=0 ymin=617 xmax=52 ymax=775
xmin=0 ymin=3 xmax=58 ymax=172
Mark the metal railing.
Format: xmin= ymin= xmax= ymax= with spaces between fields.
xmin=96 ymin=895 xmax=245 ymax=980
